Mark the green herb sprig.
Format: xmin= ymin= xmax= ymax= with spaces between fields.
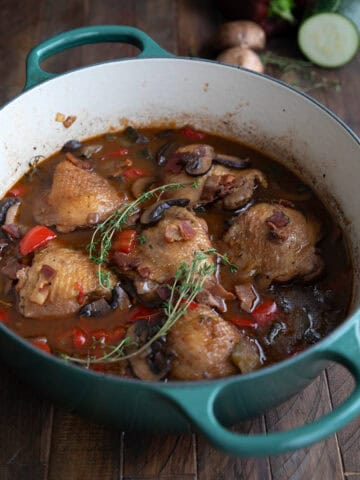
xmin=61 ymin=249 xmax=217 ymax=366
xmin=60 ymin=336 xmax=135 ymax=366
xmin=88 ymin=182 xmax=185 ymax=288
xmin=205 ymin=248 xmax=238 ymax=273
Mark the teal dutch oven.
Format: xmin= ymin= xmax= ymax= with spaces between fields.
xmin=0 ymin=26 xmax=359 ymax=457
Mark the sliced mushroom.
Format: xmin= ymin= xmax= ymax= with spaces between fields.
xmin=109 ymin=283 xmax=131 ymax=310
xmin=117 ymin=275 xmax=164 ymax=308
xmin=124 ymin=126 xmax=149 ymax=144
xmin=213 ymin=154 xmax=250 ymax=169
xmin=0 ymin=198 xmax=19 ymax=225
xmin=131 ymin=176 xmax=157 ymax=198
xmin=140 ymin=198 xmax=190 ymax=226
xmin=5 ymin=202 xmax=21 ymax=225
xmin=80 ymin=144 xmax=103 ymax=159
xmin=127 ymin=322 xmax=171 ymax=381
xmin=61 ymin=139 xmax=83 ymax=152
xmin=79 ymin=298 xmax=112 ymax=317
xmin=175 ymin=144 xmax=214 ymax=176
xmin=79 ymin=282 xmax=131 ymax=317
xmin=156 ymin=142 xmax=175 ymax=166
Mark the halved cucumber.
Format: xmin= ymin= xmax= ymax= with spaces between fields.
xmin=298 ymin=12 xmax=359 ymax=67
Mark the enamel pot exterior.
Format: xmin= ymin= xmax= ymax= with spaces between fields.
xmin=0 ymin=26 xmax=359 ymax=457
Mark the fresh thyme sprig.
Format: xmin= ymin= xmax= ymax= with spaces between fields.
xmin=260 ymin=52 xmax=341 ymax=93
xmin=61 ymin=250 xmax=216 ymax=366
xmin=88 ymin=182 xmax=185 ymax=288
xmin=261 ymin=52 xmax=313 ymax=72
xmin=59 ymin=336 xmax=135 ymax=365
xmin=204 ymin=248 xmax=238 ymax=273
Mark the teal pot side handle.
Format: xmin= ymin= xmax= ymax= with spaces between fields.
xmin=24 ymin=25 xmax=173 ymax=90
xmin=164 ymin=320 xmax=360 ymax=457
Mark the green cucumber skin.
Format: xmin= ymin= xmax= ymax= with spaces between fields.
xmin=305 ymin=0 xmax=360 ymax=29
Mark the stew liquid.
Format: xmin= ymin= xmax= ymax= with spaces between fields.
xmin=0 ymin=126 xmax=352 ymax=380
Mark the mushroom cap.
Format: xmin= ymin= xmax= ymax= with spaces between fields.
xmin=140 ymin=198 xmax=190 ymax=226
xmin=218 ymin=21 xmax=266 ymax=51
xmin=217 ymin=47 xmax=264 ymax=73
xmin=176 ymin=144 xmax=215 ymax=176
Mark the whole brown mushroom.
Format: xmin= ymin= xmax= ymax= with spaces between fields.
xmin=218 ymin=21 xmax=266 ymax=51
xmin=217 ymin=47 xmax=264 ymax=73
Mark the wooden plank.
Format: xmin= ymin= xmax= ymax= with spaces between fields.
xmin=0 ymin=363 xmax=52 ymax=480
xmin=134 ymin=0 xmax=177 ymax=54
xmin=266 ymin=372 xmax=344 ymax=480
xmin=0 ymin=464 xmax=47 ymax=480
xmin=0 ymin=0 xmax=43 ymax=101
xmin=326 ymin=363 xmax=360 ymax=476
xmin=86 ymin=0 xmax=138 ymax=60
xmin=47 ymin=410 xmax=121 ymax=480
xmin=196 ymin=417 xmax=271 ymax=480
xmin=177 ymin=0 xmax=220 ymax=57
xmin=123 ymin=432 xmax=197 ymax=479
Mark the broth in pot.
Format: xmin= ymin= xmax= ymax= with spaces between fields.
xmin=0 ymin=125 xmax=352 ymax=381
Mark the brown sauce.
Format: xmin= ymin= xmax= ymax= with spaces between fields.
xmin=0 ymin=126 xmax=353 ymax=379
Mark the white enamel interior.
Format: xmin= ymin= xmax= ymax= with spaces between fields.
xmin=0 ymin=58 xmax=359 ymax=311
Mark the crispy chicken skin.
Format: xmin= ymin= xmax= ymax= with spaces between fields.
xmin=34 ymin=159 xmax=123 ymax=232
xmin=223 ymin=202 xmax=323 ymax=284
xmin=17 ymin=243 xmax=115 ymax=318
xmin=168 ymin=304 xmax=240 ymax=380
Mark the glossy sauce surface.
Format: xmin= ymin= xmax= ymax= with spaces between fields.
xmin=0 ymin=126 xmax=353 ymax=377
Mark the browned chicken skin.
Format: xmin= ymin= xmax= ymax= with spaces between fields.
xmin=114 ymin=206 xmax=213 ymax=287
xmin=224 ymin=202 xmax=323 ymax=285
xmin=17 ymin=243 xmax=115 ymax=318
xmin=164 ymin=164 xmax=266 ymax=207
xmin=168 ymin=304 xmax=240 ymax=380
xmin=34 ymin=158 xmax=123 ymax=232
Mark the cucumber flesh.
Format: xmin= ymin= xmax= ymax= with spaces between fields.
xmin=298 ymin=12 xmax=359 ymax=67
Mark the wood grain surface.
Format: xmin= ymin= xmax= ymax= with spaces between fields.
xmin=0 ymin=1 xmax=359 ymax=479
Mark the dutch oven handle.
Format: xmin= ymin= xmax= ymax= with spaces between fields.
xmin=24 ymin=25 xmax=173 ymax=90
xmin=163 ymin=321 xmax=360 ymax=457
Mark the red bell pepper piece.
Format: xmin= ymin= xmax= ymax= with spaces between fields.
xmin=101 ymin=148 xmax=129 ymax=159
xmin=72 ymin=328 xmax=89 ymax=350
xmin=112 ymin=229 xmax=137 ymax=254
xmin=8 ymin=184 xmax=27 ymax=197
xmin=129 ymin=305 xmax=159 ymax=323
xmin=110 ymin=326 xmax=126 ymax=343
xmin=230 ymin=317 xmax=256 ymax=328
xmin=180 ymin=298 xmax=198 ymax=310
xmin=0 ymin=310 xmax=9 ymax=324
xmin=252 ymin=300 xmax=278 ymax=326
xmin=122 ymin=167 xmax=145 ymax=181
xmin=182 ymin=126 xmax=206 ymax=140
xmin=30 ymin=337 xmax=51 ymax=354
xmin=74 ymin=282 xmax=86 ymax=305
xmin=19 ymin=225 xmax=57 ymax=255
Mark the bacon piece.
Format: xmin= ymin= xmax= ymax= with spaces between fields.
xmin=40 ymin=264 xmax=56 ymax=281
xmin=112 ymin=252 xmax=140 ymax=271
xmin=65 ymin=152 xmax=93 ymax=171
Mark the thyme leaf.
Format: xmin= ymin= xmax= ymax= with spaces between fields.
xmin=87 ymin=182 xmax=185 ymax=288
xmin=61 ymin=249 xmax=218 ymax=366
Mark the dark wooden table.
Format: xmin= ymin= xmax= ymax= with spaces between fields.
xmin=0 ymin=1 xmax=359 ymax=479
